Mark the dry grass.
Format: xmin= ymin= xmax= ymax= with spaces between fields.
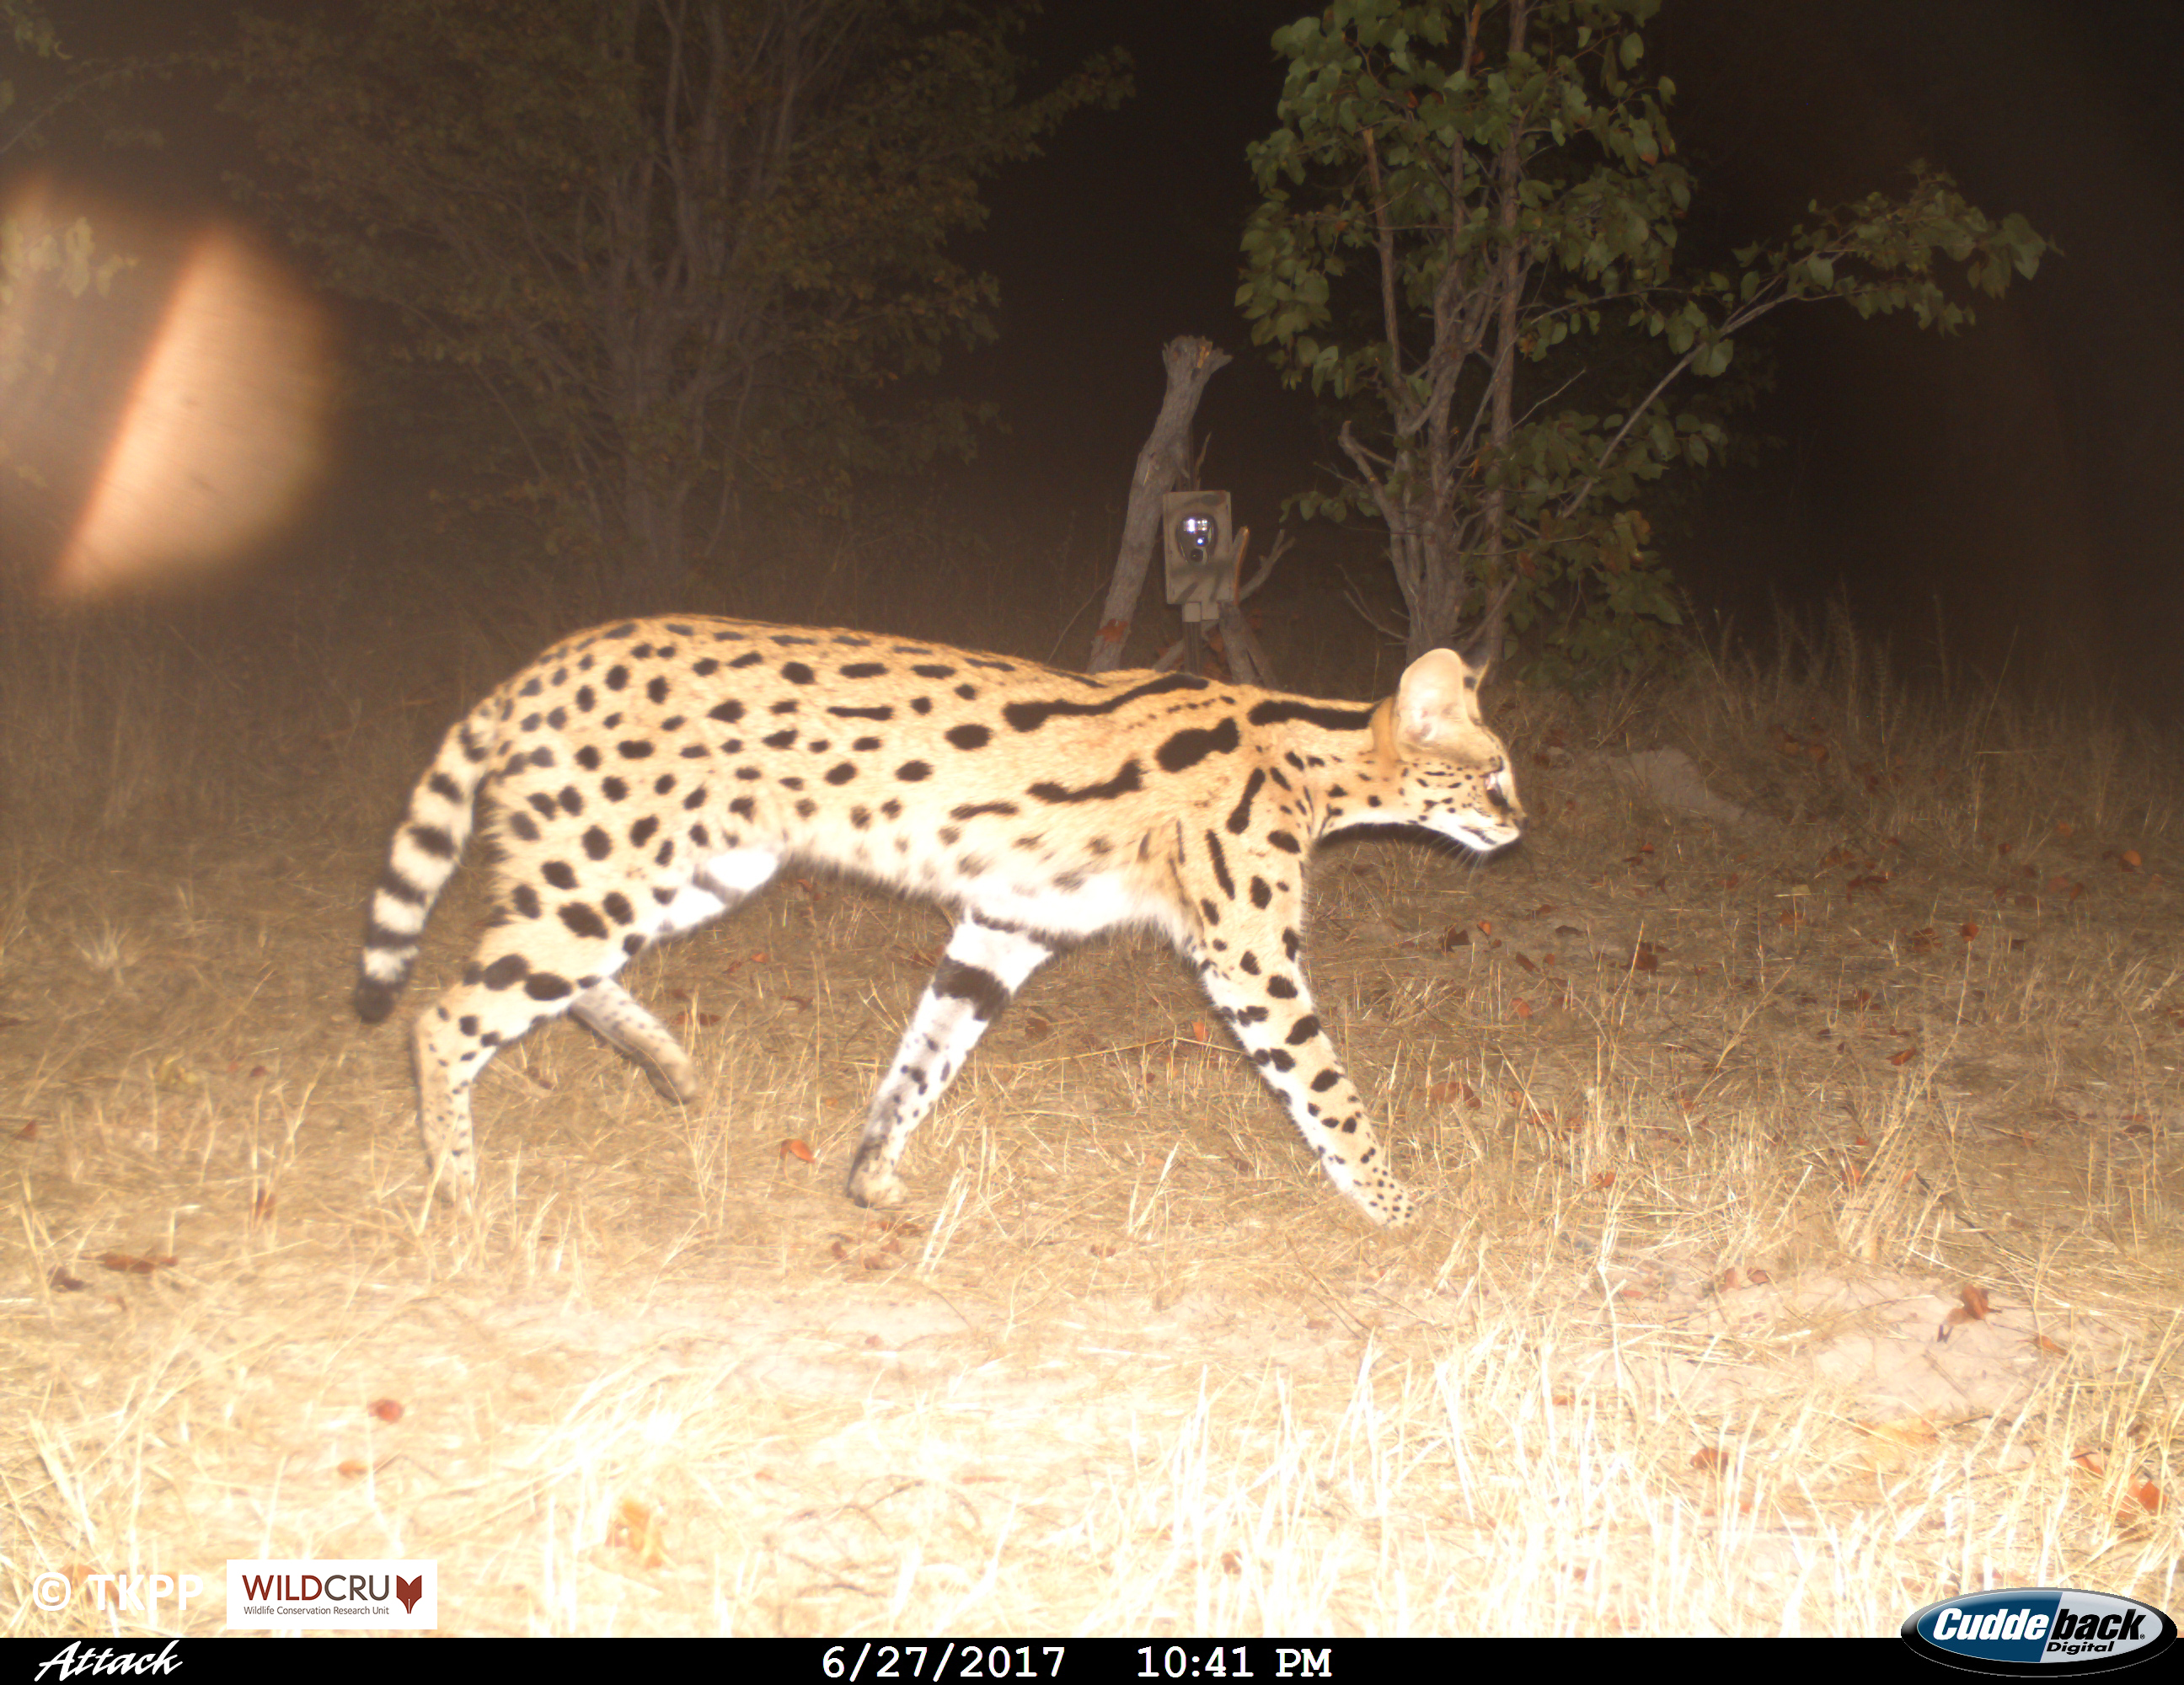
xmin=2 ymin=566 xmax=2181 ymax=1638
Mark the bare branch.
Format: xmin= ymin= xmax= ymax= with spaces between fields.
xmin=1238 ymin=528 xmax=1294 ymax=602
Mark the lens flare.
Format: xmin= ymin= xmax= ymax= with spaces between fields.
xmin=47 ymin=227 xmax=329 ymax=599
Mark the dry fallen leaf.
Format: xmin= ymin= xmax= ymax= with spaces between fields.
xmin=779 ymin=1137 xmax=816 ymax=1164
xmin=369 ymin=1398 xmax=404 ymax=1424
xmin=608 ymin=1498 xmax=668 ymax=1570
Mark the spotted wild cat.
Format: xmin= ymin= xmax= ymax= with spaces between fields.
xmin=356 ymin=617 xmax=1523 ymax=1223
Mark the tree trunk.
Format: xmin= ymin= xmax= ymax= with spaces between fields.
xmin=615 ymin=464 xmax=694 ymax=617
xmin=1085 ymin=335 xmax=1231 ymax=672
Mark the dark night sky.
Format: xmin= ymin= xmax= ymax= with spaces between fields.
xmin=950 ymin=0 xmax=2184 ymax=709
xmin=35 ymin=0 xmax=2184 ymax=711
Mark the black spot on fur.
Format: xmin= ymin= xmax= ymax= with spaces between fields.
xmin=1203 ymin=830 xmax=1234 ymax=898
xmin=1247 ymin=698 xmax=1373 ymax=731
xmin=934 ymin=956 xmax=1009 ymax=1020
xmin=1030 ymin=759 xmax=1143 ymax=804
xmin=945 ymin=724 xmax=992 ymax=750
xmin=559 ymin=902 xmax=608 ymax=939
xmin=1003 ymin=672 xmax=1207 ymax=735
xmin=1156 ymin=718 xmax=1240 ymax=773
xmin=1226 ymin=768 xmax=1266 ymax=835
xmin=408 ymin=822 xmax=457 ymax=859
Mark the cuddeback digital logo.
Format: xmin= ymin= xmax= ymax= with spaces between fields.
xmin=1902 ymin=1588 xmax=2176 ymax=1675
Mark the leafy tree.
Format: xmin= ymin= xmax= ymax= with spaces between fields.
xmin=223 ymin=0 xmax=1127 ymax=610
xmin=1237 ymin=0 xmax=2045 ymax=667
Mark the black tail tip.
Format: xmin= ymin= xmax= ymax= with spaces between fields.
xmin=354 ymin=978 xmax=399 ymax=1025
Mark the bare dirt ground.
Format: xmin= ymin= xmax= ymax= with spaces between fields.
xmin=3 ymin=671 xmax=2181 ymax=1636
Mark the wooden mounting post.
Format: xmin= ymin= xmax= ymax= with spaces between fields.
xmin=1086 ymin=336 xmax=1231 ymax=673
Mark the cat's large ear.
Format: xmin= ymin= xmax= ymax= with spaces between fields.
xmin=1394 ymin=648 xmax=1480 ymax=749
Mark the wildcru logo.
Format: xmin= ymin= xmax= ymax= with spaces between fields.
xmin=1902 ymin=1587 xmax=2177 ymax=1675
xmin=225 ymin=1559 xmax=437 ymax=1630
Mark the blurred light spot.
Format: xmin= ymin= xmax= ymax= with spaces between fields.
xmin=48 ymin=229 xmax=328 ymax=599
